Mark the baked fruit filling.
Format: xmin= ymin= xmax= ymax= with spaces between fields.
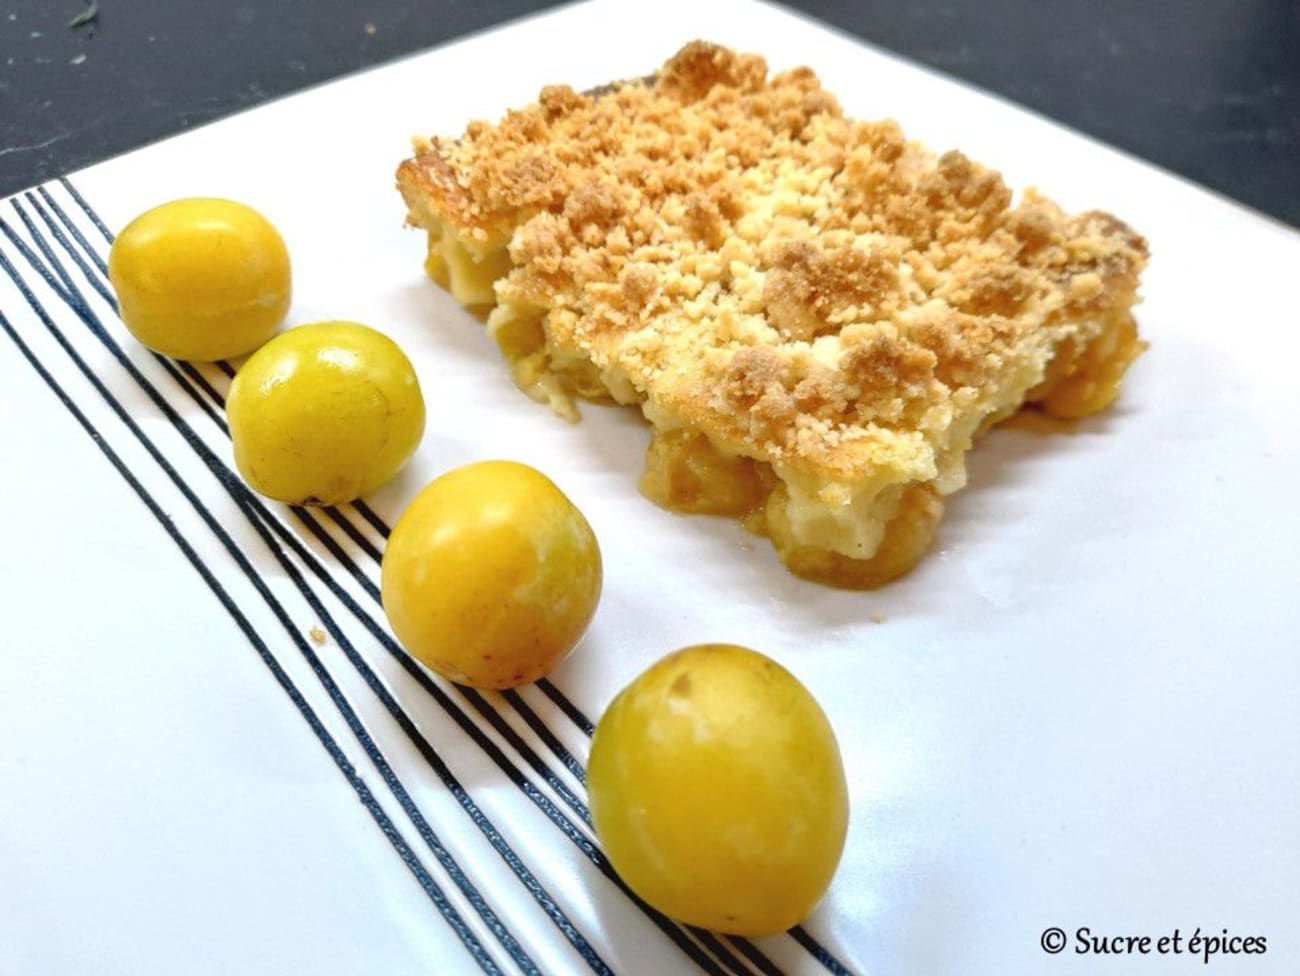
xmin=397 ymin=41 xmax=1148 ymax=588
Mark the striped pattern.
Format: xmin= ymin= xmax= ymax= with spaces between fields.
xmin=0 ymin=178 xmax=856 ymax=976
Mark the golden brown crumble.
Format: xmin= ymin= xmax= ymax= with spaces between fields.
xmin=396 ymin=41 xmax=1148 ymax=586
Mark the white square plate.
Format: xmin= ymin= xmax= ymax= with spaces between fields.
xmin=2 ymin=1 xmax=1297 ymax=973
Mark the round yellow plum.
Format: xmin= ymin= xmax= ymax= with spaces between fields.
xmin=588 ymin=643 xmax=849 ymax=937
xmin=108 ymin=197 xmax=291 ymax=361
xmin=381 ymin=461 xmax=602 ymax=690
xmin=227 ymin=321 xmax=425 ymax=506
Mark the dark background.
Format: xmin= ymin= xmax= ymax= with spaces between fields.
xmin=1 ymin=0 xmax=1297 ymax=227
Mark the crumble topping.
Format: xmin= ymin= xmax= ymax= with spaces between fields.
xmin=396 ymin=40 xmax=1148 ymax=583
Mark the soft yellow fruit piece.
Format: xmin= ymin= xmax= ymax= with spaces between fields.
xmin=227 ymin=321 xmax=425 ymax=506
xmin=381 ymin=461 xmax=602 ymax=690
xmin=108 ymin=197 xmax=291 ymax=361
xmin=588 ymin=643 xmax=849 ymax=937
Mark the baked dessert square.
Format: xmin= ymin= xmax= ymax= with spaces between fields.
xmin=396 ymin=41 xmax=1148 ymax=588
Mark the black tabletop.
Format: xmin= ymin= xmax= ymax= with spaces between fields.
xmin=2 ymin=0 xmax=1297 ymax=227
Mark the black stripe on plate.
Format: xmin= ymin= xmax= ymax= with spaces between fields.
xmin=1 ymin=219 xmax=554 ymax=976
xmin=537 ymin=678 xmax=598 ymax=736
xmin=500 ymin=689 xmax=587 ymax=786
xmin=353 ymin=499 xmax=392 ymax=539
xmin=322 ymin=505 xmax=386 ymax=564
xmin=174 ymin=360 xmax=232 ymax=433
xmin=790 ymin=928 xmax=855 ymax=976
